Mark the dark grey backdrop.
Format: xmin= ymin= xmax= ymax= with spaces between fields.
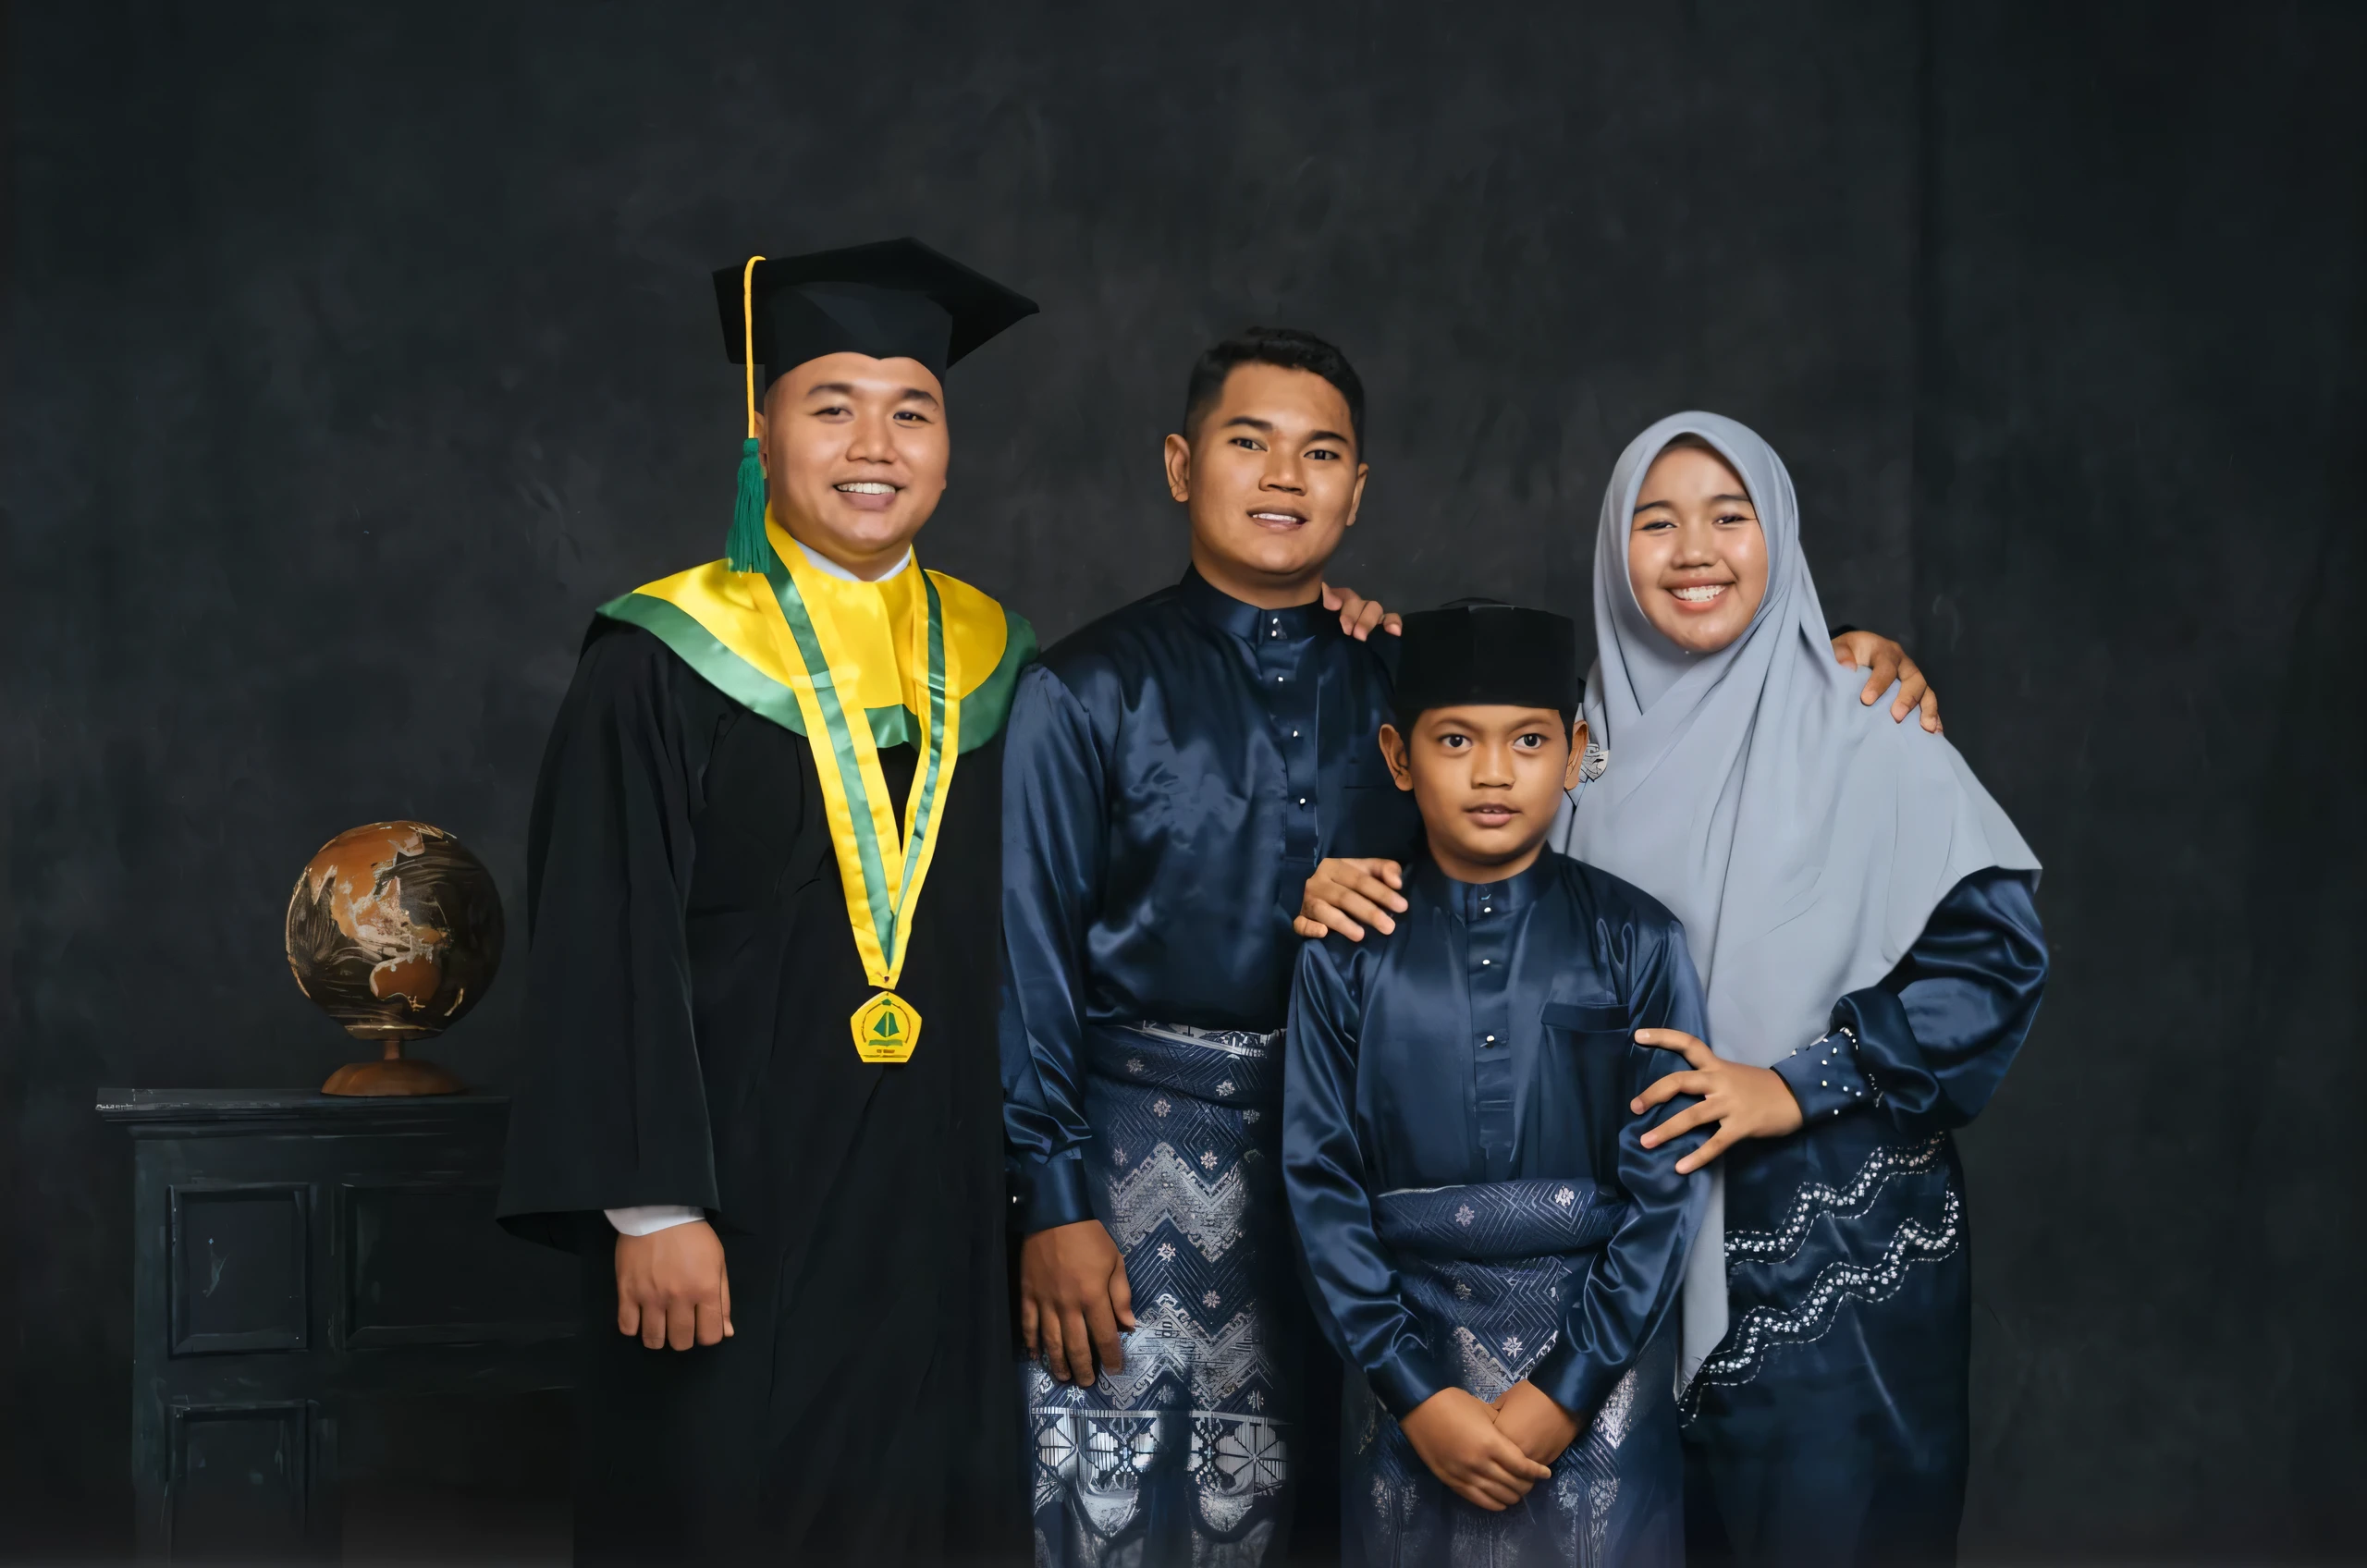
xmin=6 ymin=1 xmax=2361 ymax=1560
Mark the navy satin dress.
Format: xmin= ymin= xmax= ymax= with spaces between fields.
xmin=1682 ymin=867 xmax=2047 ymax=1568
xmin=1285 ymin=851 xmax=1711 ymax=1568
xmin=1001 ymin=569 xmax=1420 ymax=1567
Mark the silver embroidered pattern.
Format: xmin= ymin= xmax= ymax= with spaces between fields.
xmin=1588 ymin=1473 xmax=1620 ymax=1562
xmin=1689 ymin=1185 xmax=1964 ymax=1404
xmin=1448 ymin=1323 xmax=1556 ymax=1403
xmin=1723 ymin=1133 xmax=1947 ymax=1267
xmin=1131 ymin=1021 xmax=1282 ymax=1060
xmin=1592 ymin=1364 xmax=1639 ymax=1449
xmin=1088 ymin=1291 xmax=1271 ymax=1407
xmin=1105 ymin=1143 xmax=1247 ymax=1261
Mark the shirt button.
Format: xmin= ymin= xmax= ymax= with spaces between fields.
xmin=1485 ymin=1035 xmax=1497 ymax=1045
xmin=1298 ymin=797 xmax=1307 ymax=805
xmin=1481 ymin=959 xmax=1492 ymax=966
xmin=1275 ymin=676 xmax=1284 ymax=684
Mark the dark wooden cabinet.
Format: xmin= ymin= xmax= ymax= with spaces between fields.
xmin=99 ymin=1090 xmax=578 ymax=1562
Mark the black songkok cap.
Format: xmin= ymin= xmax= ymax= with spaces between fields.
xmin=1393 ymin=599 xmax=1581 ymax=722
xmin=713 ymin=238 xmax=1039 ymax=390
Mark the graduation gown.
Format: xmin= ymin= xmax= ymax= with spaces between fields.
xmin=497 ymin=546 xmax=1034 ymax=1567
xmin=1284 ymin=851 xmax=1710 ymax=1568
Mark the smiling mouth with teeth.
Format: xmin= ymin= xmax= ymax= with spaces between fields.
xmin=836 ymin=482 xmax=897 ymax=495
xmin=1670 ymin=583 xmax=1731 ymax=603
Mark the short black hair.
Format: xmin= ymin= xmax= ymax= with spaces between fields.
xmin=1181 ymin=327 xmax=1366 ymax=451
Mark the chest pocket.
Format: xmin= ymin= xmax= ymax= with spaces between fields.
xmin=1541 ymin=1000 xmax=1628 ymax=1035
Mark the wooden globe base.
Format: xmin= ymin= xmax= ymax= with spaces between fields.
xmin=322 ymin=1040 xmax=465 ymax=1096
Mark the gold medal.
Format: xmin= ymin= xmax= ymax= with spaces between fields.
xmin=851 ymin=991 xmax=924 ymax=1064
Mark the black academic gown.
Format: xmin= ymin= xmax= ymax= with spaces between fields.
xmin=497 ymin=619 xmax=1025 ymax=1568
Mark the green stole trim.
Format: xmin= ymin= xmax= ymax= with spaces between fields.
xmin=595 ymin=587 xmax=1036 ymax=754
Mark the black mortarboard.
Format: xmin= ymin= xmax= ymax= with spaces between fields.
xmin=1393 ymin=599 xmax=1581 ymax=722
xmin=713 ymin=238 xmax=1038 ymax=389
xmin=711 ymin=239 xmax=1038 ymax=572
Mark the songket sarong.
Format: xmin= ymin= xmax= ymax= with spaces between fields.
xmin=1026 ymin=1023 xmax=1297 ymax=1568
xmin=1343 ymin=1179 xmax=1684 ymax=1568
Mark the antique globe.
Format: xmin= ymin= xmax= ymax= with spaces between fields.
xmin=284 ymin=821 xmax=505 ymax=1095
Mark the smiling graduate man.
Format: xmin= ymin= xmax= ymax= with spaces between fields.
xmin=498 ymin=239 xmax=1037 ymax=1567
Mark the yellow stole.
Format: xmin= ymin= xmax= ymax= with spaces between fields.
xmin=597 ymin=520 xmax=1036 ymax=1060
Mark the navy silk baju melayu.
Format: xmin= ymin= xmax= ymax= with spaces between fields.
xmin=1680 ymin=867 xmax=2046 ymax=1568
xmin=1285 ymin=851 xmax=1711 ymax=1568
xmin=1001 ymin=569 xmax=1420 ymax=1568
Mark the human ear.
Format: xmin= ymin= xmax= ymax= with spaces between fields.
xmin=1342 ymin=460 xmax=1370 ymax=530
xmin=1378 ymin=724 xmax=1414 ymax=791
xmin=1163 ymin=433 xmax=1194 ymax=504
xmin=753 ymin=407 xmax=770 ymax=480
xmin=1563 ymin=718 xmax=1588 ymax=790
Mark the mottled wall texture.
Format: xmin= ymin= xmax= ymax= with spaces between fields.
xmin=5 ymin=1 xmax=2360 ymax=1559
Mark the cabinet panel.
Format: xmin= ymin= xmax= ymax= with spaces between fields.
xmin=171 ymin=1185 xmax=309 ymax=1356
xmin=169 ymin=1402 xmax=310 ymax=1560
xmin=340 ymin=1182 xmax=575 ymax=1347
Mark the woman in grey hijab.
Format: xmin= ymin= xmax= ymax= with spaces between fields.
xmin=1551 ymin=412 xmax=2047 ymax=1567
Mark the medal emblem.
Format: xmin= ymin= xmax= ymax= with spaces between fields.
xmin=851 ymin=991 xmax=923 ymax=1065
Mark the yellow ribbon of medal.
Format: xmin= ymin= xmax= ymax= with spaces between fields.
xmin=747 ymin=536 xmax=962 ymax=1063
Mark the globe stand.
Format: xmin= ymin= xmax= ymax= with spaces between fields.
xmin=321 ymin=1038 xmax=466 ymax=1096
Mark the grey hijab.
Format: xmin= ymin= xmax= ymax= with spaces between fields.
xmin=1549 ymin=411 xmax=2039 ymax=1389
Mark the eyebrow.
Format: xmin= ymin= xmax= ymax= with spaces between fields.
xmin=1221 ymin=414 xmax=1354 ymax=447
xmin=1634 ymin=492 xmax=1753 ymax=513
xmin=804 ymin=382 xmax=940 ymax=407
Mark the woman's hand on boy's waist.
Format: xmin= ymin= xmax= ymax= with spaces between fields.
xmin=1632 ymin=1029 xmax=1805 ymax=1172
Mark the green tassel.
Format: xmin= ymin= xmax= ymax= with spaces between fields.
xmin=725 ymin=435 xmax=769 ymax=573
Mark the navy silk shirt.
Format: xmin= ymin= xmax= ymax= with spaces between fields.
xmin=1284 ymin=851 xmax=1711 ymax=1421
xmin=1000 ymin=570 xmax=1422 ymax=1234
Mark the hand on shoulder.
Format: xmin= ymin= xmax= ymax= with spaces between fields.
xmin=1294 ymin=857 xmax=1408 ymax=941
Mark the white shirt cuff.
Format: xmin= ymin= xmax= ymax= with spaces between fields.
xmin=606 ymin=1204 xmax=704 ymax=1237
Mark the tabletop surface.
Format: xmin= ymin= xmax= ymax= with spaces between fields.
xmin=95 ymin=1086 xmax=511 ymax=1121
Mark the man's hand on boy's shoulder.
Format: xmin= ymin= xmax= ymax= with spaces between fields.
xmin=1630 ymin=1028 xmax=1805 ymax=1173
xmin=1491 ymin=1379 xmax=1581 ymax=1468
xmin=1400 ymin=1387 xmax=1553 ymax=1513
xmin=1320 ymin=582 xmax=1402 ymax=641
xmin=1295 ymin=858 xmax=1409 ymax=941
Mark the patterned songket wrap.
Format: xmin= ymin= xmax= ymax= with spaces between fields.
xmin=1345 ymin=1180 xmax=1684 ymax=1568
xmin=1026 ymin=1023 xmax=1298 ymax=1567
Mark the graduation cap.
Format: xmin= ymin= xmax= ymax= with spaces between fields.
xmin=1393 ymin=599 xmax=1581 ymax=724
xmin=714 ymin=239 xmax=1039 ymax=572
